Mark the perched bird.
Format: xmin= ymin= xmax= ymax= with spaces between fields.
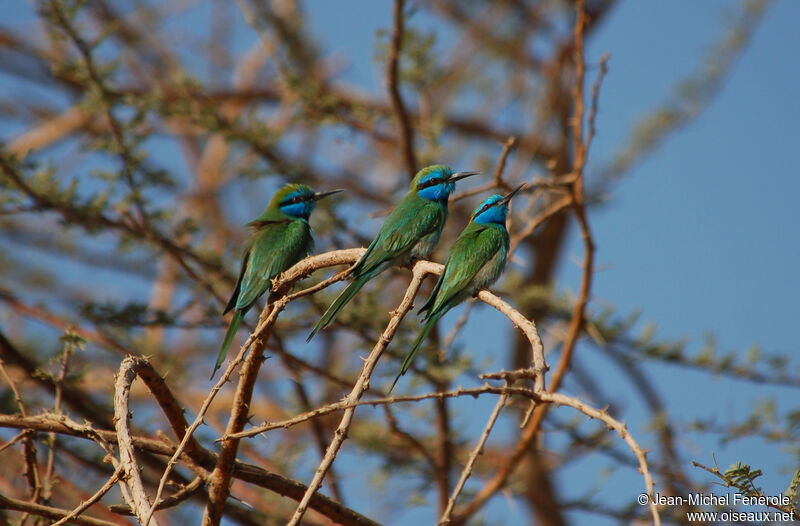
xmin=213 ymin=184 xmax=342 ymax=379
xmin=307 ymin=165 xmax=479 ymax=342
xmin=391 ymin=184 xmax=524 ymax=390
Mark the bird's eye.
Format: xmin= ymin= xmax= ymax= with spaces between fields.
xmin=419 ymin=177 xmax=443 ymax=190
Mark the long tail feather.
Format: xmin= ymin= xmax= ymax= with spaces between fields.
xmin=307 ymin=276 xmax=368 ymax=342
xmin=390 ymin=312 xmax=443 ymax=392
xmin=212 ymin=310 xmax=243 ymax=380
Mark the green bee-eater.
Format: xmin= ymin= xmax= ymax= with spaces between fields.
xmin=306 ymin=165 xmax=479 ymax=342
xmin=392 ymin=184 xmax=524 ymax=390
xmin=213 ymin=184 xmax=342 ymax=379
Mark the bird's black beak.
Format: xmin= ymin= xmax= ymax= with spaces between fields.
xmin=448 ymin=171 xmax=480 ymax=183
xmin=498 ymin=183 xmax=525 ymax=206
xmin=312 ymin=189 xmax=345 ymax=201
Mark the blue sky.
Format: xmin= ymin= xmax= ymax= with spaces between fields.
xmin=563 ymin=0 xmax=800 ymax=520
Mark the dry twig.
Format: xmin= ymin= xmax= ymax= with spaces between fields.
xmin=50 ymin=465 xmax=123 ymax=526
xmin=287 ymin=259 xmax=429 ymax=525
xmin=387 ymin=0 xmax=417 ymax=177
xmin=438 ymin=393 xmax=508 ymax=525
xmin=0 ymin=490 xmax=117 ymax=526
xmin=0 ymin=358 xmax=40 ymax=505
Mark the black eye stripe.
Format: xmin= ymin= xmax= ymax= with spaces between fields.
xmin=417 ymin=177 xmax=445 ymax=190
xmin=280 ymin=195 xmax=309 ymax=206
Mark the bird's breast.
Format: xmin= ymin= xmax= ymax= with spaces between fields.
xmin=410 ymin=228 xmax=442 ymax=260
xmin=471 ymin=245 xmax=508 ymax=292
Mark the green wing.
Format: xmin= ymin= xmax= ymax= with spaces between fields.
xmin=224 ymin=250 xmax=249 ymax=315
xmin=421 ymin=224 xmax=504 ymax=319
xmin=353 ymin=196 xmax=445 ymax=278
xmin=235 ymin=220 xmax=312 ymax=310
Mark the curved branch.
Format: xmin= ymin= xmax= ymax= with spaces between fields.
xmin=541 ymin=392 xmax=659 ymax=525
xmin=114 ymin=357 xmax=160 ymax=526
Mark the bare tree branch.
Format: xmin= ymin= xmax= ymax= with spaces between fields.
xmin=387 ymin=0 xmax=417 ymax=177
xmin=114 ymin=357 xmax=160 ymax=526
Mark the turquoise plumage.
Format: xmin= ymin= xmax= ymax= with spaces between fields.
xmin=213 ymin=184 xmax=342 ymax=379
xmin=306 ymin=165 xmax=479 ymax=342
xmin=392 ymin=184 xmax=524 ymax=390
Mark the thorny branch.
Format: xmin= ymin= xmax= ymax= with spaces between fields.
xmin=114 ymin=358 xmax=160 ymax=526
xmin=203 ymin=306 xmax=277 ymax=524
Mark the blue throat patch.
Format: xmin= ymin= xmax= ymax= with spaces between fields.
xmin=418 ymin=182 xmax=455 ymax=202
xmin=279 ymin=189 xmax=316 ymax=218
xmin=416 ymin=168 xmax=456 ymax=202
xmin=473 ymin=195 xmax=508 ymax=225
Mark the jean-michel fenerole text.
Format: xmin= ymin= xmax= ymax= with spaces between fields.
xmin=652 ymin=492 xmax=792 ymax=508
